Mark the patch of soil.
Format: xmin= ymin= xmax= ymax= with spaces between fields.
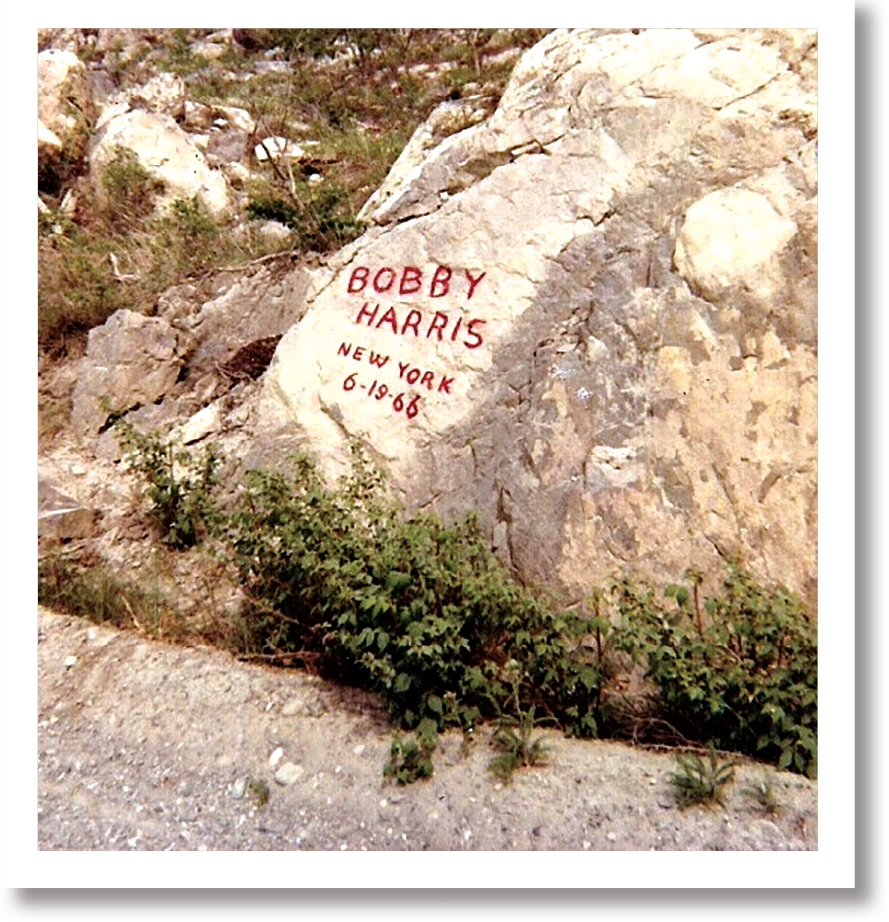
xmin=37 ymin=606 xmax=817 ymax=852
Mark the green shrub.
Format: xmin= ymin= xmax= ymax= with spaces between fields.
xmin=99 ymin=147 xmax=164 ymax=229
xmin=116 ymin=422 xmax=219 ymax=550
xmin=221 ymin=448 xmax=607 ymax=738
xmin=612 ymin=565 xmax=817 ymax=777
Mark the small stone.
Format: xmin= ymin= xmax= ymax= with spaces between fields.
xmin=230 ymin=777 xmax=247 ymax=799
xmin=281 ymin=699 xmax=302 ymax=716
xmin=607 ymin=831 xmax=617 ymax=842
xmin=269 ymin=747 xmax=283 ymax=767
xmin=274 ymin=762 xmax=305 ymax=785
xmin=352 ymin=744 xmax=366 ymax=757
xmin=63 ymin=655 xmax=77 ymax=670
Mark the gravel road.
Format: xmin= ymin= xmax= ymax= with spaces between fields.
xmin=37 ymin=606 xmax=817 ymax=852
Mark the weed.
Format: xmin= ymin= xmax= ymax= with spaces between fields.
xmin=487 ymin=708 xmax=550 ymax=784
xmin=384 ymin=718 xmax=437 ymax=784
xmin=743 ymin=775 xmax=781 ymax=815
xmin=667 ymin=745 xmax=739 ymax=809
xmin=116 ymin=422 xmax=220 ymax=550
xmin=38 ymin=551 xmax=176 ymax=638
xmin=98 ymin=147 xmax=165 ymax=229
xmin=246 ymin=184 xmax=362 ymax=252
xmin=246 ymin=777 xmax=271 ymax=808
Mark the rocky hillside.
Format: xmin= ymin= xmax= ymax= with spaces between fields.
xmin=39 ymin=27 xmax=817 ymax=609
xmin=37 ymin=30 xmax=819 ymax=834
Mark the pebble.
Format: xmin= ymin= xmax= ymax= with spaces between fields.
xmin=281 ymin=699 xmax=302 ymax=716
xmin=64 ymin=655 xmax=77 ymax=670
xmin=230 ymin=777 xmax=247 ymax=799
xmin=274 ymin=762 xmax=305 ymax=785
xmin=269 ymin=747 xmax=284 ymax=767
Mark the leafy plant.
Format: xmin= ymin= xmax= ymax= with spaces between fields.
xmin=487 ymin=708 xmax=550 ymax=784
xmin=612 ymin=564 xmax=817 ymax=778
xmin=246 ymin=181 xmax=363 ymax=253
xmin=383 ymin=717 xmax=438 ymax=785
xmin=667 ymin=745 xmax=740 ymax=809
xmin=116 ymin=422 xmax=220 ymax=550
xmin=220 ymin=448 xmax=610 ymax=740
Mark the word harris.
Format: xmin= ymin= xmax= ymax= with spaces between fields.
xmin=334 ymin=264 xmax=489 ymax=423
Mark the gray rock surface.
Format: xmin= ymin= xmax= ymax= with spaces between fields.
xmin=71 ymin=309 xmax=188 ymax=436
xmin=251 ymin=28 xmax=818 ymax=608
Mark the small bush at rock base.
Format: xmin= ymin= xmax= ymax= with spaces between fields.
xmin=116 ymin=422 xmax=219 ymax=550
xmin=611 ymin=566 xmax=817 ymax=778
xmin=384 ymin=718 xmax=438 ymax=785
xmin=221 ymin=447 xmax=607 ymax=740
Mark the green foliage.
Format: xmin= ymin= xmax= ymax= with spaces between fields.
xmin=612 ymin=565 xmax=817 ymax=778
xmin=220 ymin=448 xmax=608 ymax=739
xmin=383 ymin=718 xmax=438 ymax=785
xmin=116 ymin=422 xmax=219 ymax=550
xmin=246 ymin=777 xmax=271 ymax=808
xmin=151 ymin=195 xmax=227 ymax=277
xmin=246 ymin=182 xmax=363 ymax=252
xmin=487 ymin=708 xmax=550 ymax=784
xmin=667 ymin=745 xmax=740 ymax=809
xmin=99 ymin=147 xmax=165 ymax=229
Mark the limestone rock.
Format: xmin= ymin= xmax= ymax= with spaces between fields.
xmin=37 ymin=49 xmax=94 ymax=150
xmin=250 ymin=28 xmax=819 ymax=609
xmin=71 ymin=310 xmax=188 ymax=436
xmin=129 ymin=72 xmax=186 ymax=120
xmin=89 ymin=110 xmax=232 ymax=218
xmin=37 ymin=49 xmax=95 ymax=181
xmin=38 ymin=477 xmax=98 ymax=542
xmin=162 ymin=263 xmax=318 ymax=378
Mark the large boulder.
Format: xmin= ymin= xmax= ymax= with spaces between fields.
xmin=89 ymin=110 xmax=232 ymax=218
xmin=250 ymin=28 xmax=819 ymax=608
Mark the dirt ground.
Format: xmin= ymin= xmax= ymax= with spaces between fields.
xmin=37 ymin=605 xmax=817 ymax=852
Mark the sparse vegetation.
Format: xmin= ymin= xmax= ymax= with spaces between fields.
xmin=115 ymin=422 xmax=220 ymax=550
xmin=743 ymin=775 xmax=781 ymax=815
xmin=384 ymin=719 xmax=438 ymax=785
xmin=487 ymin=708 xmax=550 ymax=784
xmin=38 ymin=551 xmax=180 ymax=639
xmin=667 ymin=745 xmax=740 ymax=809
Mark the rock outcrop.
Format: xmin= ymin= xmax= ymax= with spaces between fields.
xmin=71 ymin=310 xmax=189 ymax=436
xmin=89 ymin=110 xmax=232 ymax=219
xmin=251 ymin=28 xmax=818 ymax=608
